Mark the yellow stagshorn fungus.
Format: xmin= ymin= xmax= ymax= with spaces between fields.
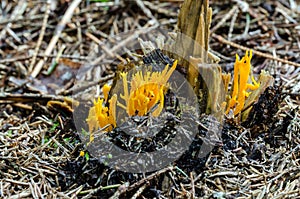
xmin=226 ymin=50 xmax=260 ymax=115
xmin=119 ymin=60 xmax=178 ymax=117
xmin=102 ymin=84 xmax=111 ymax=102
xmin=86 ymin=88 xmax=117 ymax=134
xmin=86 ymin=60 xmax=177 ymax=134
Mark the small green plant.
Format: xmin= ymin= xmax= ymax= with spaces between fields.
xmin=50 ymin=121 xmax=59 ymax=132
xmin=42 ymin=136 xmax=49 ymax=145
xmin=85 ymin=152 xmax=90 ymax=161
xmin=52 ymin=142 xmax=58 ymax=148
xmin=7 ymin=130 xmax=12 ymax=137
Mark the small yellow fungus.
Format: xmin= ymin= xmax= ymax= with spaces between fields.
xmin=226 ymin=50 xmax=260 ymax=115
xmin=86 ymin=93 xmax=117 ymax=134
xmin=102 ymin=84 xmax=111 ymax=102
xmin=79 ymin=150 xmax=85 ymax=157
xmin=119 ymin=60 xmax=177 ymax=117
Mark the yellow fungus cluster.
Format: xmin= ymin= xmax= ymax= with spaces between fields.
xmin=86 ymin=84 xmax=117 ymax=135
xmin=226 ymin=50 xmax=260 ymax=115
xmin=86 ymin=60 xmax=177 ymax=133
xmin=119 ymin=60 xmax=177 ymax=117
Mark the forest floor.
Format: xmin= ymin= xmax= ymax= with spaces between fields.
xmin=0 ymin=0 xmax=299 ymax=198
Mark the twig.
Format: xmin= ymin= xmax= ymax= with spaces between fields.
xmin=232 ymin=13 xmax=250 ymax=41
xmin=85 ymin=32 xmax=125 ymax=63
xmin=45 ymin=44 xmax=66 ymax=75
xmin=212 ymin=33 xmax=300 ymax=68
xmin=0 ymin=55 xmax=33 ymax=64
xmin=8 ymin=191 xmax=31 ymax=199
xmin=31 ymin=0 xmax=82 ymax=77
xmin=6 ymin=27 xmax=22 ymax=44
xmin=211 ymin=5 xmax=238 ymax=33
xmin=228 ymin=7 xmax=239 ymax=42
xmin=90 ymin=25 xmax=158 ymax=65
xmin=0 ymin=14 xmax=46 ymax=25
xmin=118 ymin=166 xmax=173 ymax=196
xmin=81 ymin=184 xmax=121 ymax=199
xmin=28 ymin=0 xmax=51 ymax=73
xmin=276 ymin=6 xmax=297 ymax=24
xmin=0 ymin=54 xmax=89 ymax=64
xmin=135 ymin=0 xmax=158 ymax=24
xmin=62 ymin=74 xmax=114 ymax=95
xmin=0 ymin=0 xmax=27 ymax=41
xmin=37 ymin=54 xmax=89 ymax=60
xmin=12 ymin=103 xmax=32 ymax=110
xmin=130 ymin=184 xmax=147 ymax=199
xmin=175 ymin=166 xmax=189 ymax=178
xmin=4 ymin=179 xmax=29 ymax=186
xmin=190 ymin=172 xmax=195 ymax=199
xmin=0 ymin=93 xmax=65 ymax=103
xmin=143 ymin=1 xmax=178 ymax=17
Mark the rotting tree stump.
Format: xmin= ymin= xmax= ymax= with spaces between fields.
xmin=166 ymin=0 xmax=224 ymax=116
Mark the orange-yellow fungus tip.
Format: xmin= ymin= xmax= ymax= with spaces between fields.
xmin=226 ymin=50 xmax=260 ymax=116
xmin=119 ymin=60 xmax=177 ymax=117
xmin=103 ymin=84 xmax=111 ymax=102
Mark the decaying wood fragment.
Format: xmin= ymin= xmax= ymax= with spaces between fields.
xmin=166 ymin=0 xmax=224 ymax=115
xmin=189 ymin=57 xmax=225 ymax=117
xmin=241 ymin=71 xmax=274 ymax=122
xmin=172 ymin=0 xmax=212 ymax=63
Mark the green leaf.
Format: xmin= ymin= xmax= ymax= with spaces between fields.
xmin=85 ymin=152 xmax=90 ymax=161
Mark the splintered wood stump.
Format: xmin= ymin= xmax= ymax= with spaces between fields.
xmin=166 ymin=0 xmax=224 ymax=116
xmin=175 ymin=0 xmax=211 ymax=59
xmin=168 ymin=0 xmax=212 ymax=67
xmin=165 ymin=0 xmax=274 ymax=120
